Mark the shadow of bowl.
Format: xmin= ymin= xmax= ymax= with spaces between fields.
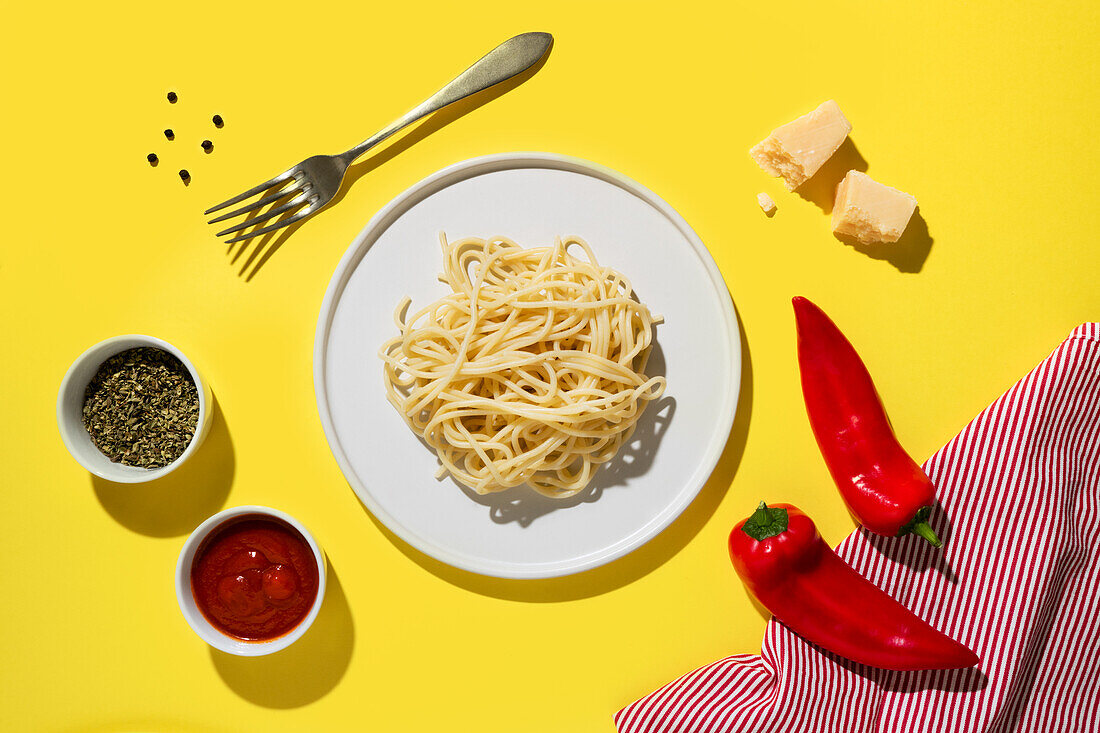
xmin=92 ymin=393 xmax=234 ymax=537
xmin=210 ymin=561 xmax=354 ymax=709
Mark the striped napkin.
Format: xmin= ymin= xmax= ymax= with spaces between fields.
xmin=617 ymin=323 xmax=1100 ymax=733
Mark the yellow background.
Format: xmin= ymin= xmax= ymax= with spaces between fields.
xmin=2 ymin=1 xmax=1097 ymax=730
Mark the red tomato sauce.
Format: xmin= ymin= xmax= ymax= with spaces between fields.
xmin=190 ymin=516 xmax=320 ymax=641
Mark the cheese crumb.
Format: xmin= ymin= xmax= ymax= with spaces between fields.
xmin=756 ymin=192 xmax=777 ymax=216
xmin=750 ymin=100 xmax=852 ymax=190
xmin=831 ymin=171 xmax=917 ymax=244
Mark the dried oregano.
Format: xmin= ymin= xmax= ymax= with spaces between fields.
xmin=81 ymin=347 xmax=199 ymax=468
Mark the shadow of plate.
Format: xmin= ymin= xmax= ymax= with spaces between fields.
xmin=366 ymin=307 xmax=754 ymax=602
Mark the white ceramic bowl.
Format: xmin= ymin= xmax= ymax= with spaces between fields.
xmin=57 ymin=334 xmax=212 ymax=483
xmin=175 ymin=505 xmax=327 ymax=656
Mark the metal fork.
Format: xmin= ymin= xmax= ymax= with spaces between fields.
xmin=205 ymin=32 xmax=553 ymax=245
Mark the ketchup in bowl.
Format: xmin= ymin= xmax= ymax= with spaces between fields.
xmin=190 ymin=515 xmax=320 ymax=641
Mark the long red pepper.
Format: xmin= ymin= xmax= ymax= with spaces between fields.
xmin=729 ymin=501 xmax=978 ymax=671
xmin=793 ymin=296 xmax=942 ymax=546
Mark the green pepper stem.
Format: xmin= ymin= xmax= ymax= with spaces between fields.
xmin=741 ymin=501 xmax=789 ymax=541
xmin=911 ymin=521 xmax=943 ymax=548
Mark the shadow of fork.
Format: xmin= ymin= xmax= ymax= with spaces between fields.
xmin=226 ymin=44 xmax=553 ymax=282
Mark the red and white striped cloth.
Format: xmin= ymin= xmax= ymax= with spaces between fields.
xmin=617 ymin=323 xmax=1100 ymax=733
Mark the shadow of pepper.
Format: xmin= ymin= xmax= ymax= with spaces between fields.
xmin=830 ymin=647 xmax=989 ymax=693
xmin=92 ymin=393 xmax=234 ymax=537
xmin=366 ymin=304 xmax=754 ymax=602
xmin=210 ymin=561 xmax=354 ymax=709
xmin=863 ymin=500 xmax=959 ymax=585
xmin=767 ymin=619 xmax=989 ymax=693
xmin=741 ymin=501 xmax=957 ymax=625
xmin=230 ymin=40 xmax=553 ymax=282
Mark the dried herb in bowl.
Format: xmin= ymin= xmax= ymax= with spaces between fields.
xmin=81 ymin=347 xmax=199 ymax=468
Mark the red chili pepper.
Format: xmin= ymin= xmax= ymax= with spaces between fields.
xmin=793 ymin=296 xmax=942 ymax=546
xmin=729 ymin=501 xmax=978 ymax=671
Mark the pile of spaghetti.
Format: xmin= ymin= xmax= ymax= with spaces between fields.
xmin=380 ymin=234 xmax=666 ymax=498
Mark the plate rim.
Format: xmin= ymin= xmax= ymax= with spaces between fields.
xmin=313 ymin=151 xmax=741 ymax=579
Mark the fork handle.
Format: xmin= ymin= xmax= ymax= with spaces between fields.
xmin=341 ymin=32 xmax=553 ymax=164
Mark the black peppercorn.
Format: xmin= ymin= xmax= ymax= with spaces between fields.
xmin=147 ymin=153 xmax=158 ymax=165
xmin=164 ymin=129 xmax=175 ymax=140
xmin=212 ymin=114 xmax=224 ymax=128
xmin=179 ymin=169 xmax=190 ymax=182
xmin=167 ymin=91 xmax=178 ymax=103
xmin=201 ymin=140 xmax=213 ymax=153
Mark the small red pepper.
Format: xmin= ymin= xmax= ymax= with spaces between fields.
xmin=793 ymin=296 xmax=942 ymax=546
xmin=729 ymin=501 xmax=978 ymax=671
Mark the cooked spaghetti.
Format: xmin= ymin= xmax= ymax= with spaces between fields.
xmin=380 ymin=234 xmax=666 ymax=498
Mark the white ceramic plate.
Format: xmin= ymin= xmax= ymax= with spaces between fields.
xmin=315 ymin=152 xmax=739 ymax=578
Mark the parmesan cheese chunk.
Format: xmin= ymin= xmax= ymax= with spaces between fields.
xmin=750 ymin=100 xmax=852 ymax=190
xmin=831 ymin=171 xmax=917 ymax=244
xmin=756 ymin=192 xmax=777 ymax=215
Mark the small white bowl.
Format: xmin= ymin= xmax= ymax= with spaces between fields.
xmin=57 ymin=335 xmax=212 ymax=483
xmin=175 ymin=505 xmax=327 ymax=656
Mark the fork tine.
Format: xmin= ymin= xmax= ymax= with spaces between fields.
xmin=206 ymin=183 xmax=304 ymax=225
xmin=214 ymin=194 xmax=311 ymax=237
xmin=222 ymin=209 xmax=312 ymax=245
xmin=204 ymin=168 xmax=297 ymax=215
